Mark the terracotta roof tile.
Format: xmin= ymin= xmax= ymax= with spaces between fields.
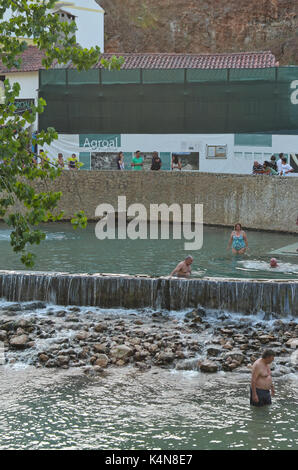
xmin=92 ymin=51 xmax=278 ymax=69
xmin=0 ymin=47 xmax=278 ymax=74
xmin=0 ymin=46 xmax=45 ymax=73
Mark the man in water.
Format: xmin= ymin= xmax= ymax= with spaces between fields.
xmin=270 ymin=258 xmax=279 ymax=268
xmin=170 ymin=256 xmax=193 ymax=278
xmin=250 ymin=349 xmax=275 ymax=407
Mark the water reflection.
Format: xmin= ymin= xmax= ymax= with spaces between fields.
xmin=0 ymin=367 xmax=297 ymax=450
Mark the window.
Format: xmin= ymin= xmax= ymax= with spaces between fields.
xmin=206 ymin=145 xmax=227 ymax=159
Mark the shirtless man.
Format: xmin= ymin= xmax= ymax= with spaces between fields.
xmin=170 ymin=256 xmax=193 ymax=278
xmin=250 ymin=349 xmax=275 ymax=407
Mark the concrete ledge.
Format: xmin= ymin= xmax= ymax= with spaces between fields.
xmin=0 ymin=270 xmax=297 ymax=316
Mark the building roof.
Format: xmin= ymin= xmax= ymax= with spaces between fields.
xmin=0 ymin=46 xmax=45 ymax=74
xmin=92 ymin=51 xmax=278 ymax=69
xmin=0 ymin=48 xmax=278 ymax=74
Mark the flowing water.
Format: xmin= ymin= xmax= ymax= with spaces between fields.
xmin=0 ymin=222 xmax=297 ymax=450
xmin=0 ymin=222 xmax=297 ymax=280
xmin=0 ymin=364 xmax=297 ymax=450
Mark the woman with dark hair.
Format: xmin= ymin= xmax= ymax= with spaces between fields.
xmin=151 ymin=151 xmax=162 ymax=170
xmin=227 ymin=223 xmax=248 ymax=254
xmin=171 ymin=154 xmax=182 ymax=170
xmin=117 ymin=151 xmax=124 ymax=170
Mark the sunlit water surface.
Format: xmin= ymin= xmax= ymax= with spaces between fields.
xmin=0 ymin=365 xmax=297 ymax=450
xmin=0 ymin=222 xmax=297 ymax=279
xmin=0 ymin=223 xmax=297 ymax=449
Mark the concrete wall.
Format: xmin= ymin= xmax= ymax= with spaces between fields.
xmin=32 ymin=171 xmax=298 ymax=233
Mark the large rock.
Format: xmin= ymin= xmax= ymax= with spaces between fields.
xmin=224 ymin=350 xmax=244 ymax=364
xmin=154 ymin=351 xmax=175 ymax=364
xmin=76 ymin=331 xmax=89 ymax=341
xmin=285 ymin=338 xmax=298 ymax=349
xmin=94 ymin=323 xmax=108 ymax=333
xmin=94 ymin=354 xmax=109 ymax=368
xmin=207 ymin=346 xmax=222 ymax=357
xmin=57 ymin=355 xmax=70 ymax=366
xmin=9 ymin=334 xmax=29 ymax=349
xmin=110 ymin=344 xmax=133 ymax=360
xmin=199 ymin=360 xmax=218 ymax=373
xmin=0 ymin=330 xmax=7 ymax=341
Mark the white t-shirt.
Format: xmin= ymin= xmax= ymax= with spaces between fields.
xmin=281 ymin=163 xmax=293 ymax=175
xmin=277 ymin=159 xmax=283 ymax=173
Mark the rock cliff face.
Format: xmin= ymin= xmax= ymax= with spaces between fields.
xmin=98 ymin=0 xmax=297 ymax=65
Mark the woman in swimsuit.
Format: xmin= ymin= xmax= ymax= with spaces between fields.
xmin=227 ymin=223 xmax=248 ymax=255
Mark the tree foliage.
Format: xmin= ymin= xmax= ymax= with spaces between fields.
xmin=0 ymin=0 xmax=123 ymax=267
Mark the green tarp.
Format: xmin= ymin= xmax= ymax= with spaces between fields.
xmin=39 ymin=67 xmax=298 ymax=134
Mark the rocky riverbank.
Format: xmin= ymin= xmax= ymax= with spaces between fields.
xmin=0 ymin=302 xmax=297 ymax=376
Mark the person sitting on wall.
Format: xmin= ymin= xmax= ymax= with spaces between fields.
xmin=252 ymin=161 xmax=265 ymax=174
xmin=131 ymin=150 xmax=143 ymax=170
xmin=280 ymin=156 xmax=294 ymax=176
xmin=151 ymin=151 xmax=162 ymax=171
xmin=117 ymin=152 xmax=125 ymax=170
xmin=68 ymin=153 xmax=80 ymax=170
xmin=269 ymin=155 xmax=278 ymax=172
xmin=263 ymin=161 xmax=279 ymax=175
xmin=276 ymin=153 xmax=284 ymax=174
xmin=55 ymin=153 xmax=65 ymax=169
xmin=39 ymin=149 xmax=50 ymax=168
xmin=171 ymin=154 xmax=182 ymax=171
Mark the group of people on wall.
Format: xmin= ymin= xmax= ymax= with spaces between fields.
xmin=32 ymin=151 xmax=81 ymax=170
xmin=117 ymin=151 xmax=182 ymax=171
xmin=252 ymin=153 xmax=294 ymax=176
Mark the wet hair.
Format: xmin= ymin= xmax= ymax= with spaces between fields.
xmin=234 ymin=223 xmax=242 ymax=230
xmin=262 ymin=349 xmax=275 ymax=359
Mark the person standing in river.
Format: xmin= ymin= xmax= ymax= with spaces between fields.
xmin=250 ymin=349 xmax=275 ymax=407
xmin=227 ymin=223 xmax=248 ymax=255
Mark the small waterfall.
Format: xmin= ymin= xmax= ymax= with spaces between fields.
xmin=0 ymin=271 xmax=297 ymax=317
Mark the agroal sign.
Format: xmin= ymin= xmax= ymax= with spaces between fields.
xmin=80 ymin=134 xmax=121 ymax=151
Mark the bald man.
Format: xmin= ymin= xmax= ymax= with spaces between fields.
xmin=170 ymin=256 xmax=193 ymax=278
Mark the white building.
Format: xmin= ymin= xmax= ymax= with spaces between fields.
xmin=54 ymin=1 xmax=105 ymax=51
xmin=0 ymin=1 xmax=105 ymax=132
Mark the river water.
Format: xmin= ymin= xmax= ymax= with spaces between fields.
xmin=0 ymin=364 xmax=297 ymax=450
xmin=0 ymin=222 xmax=297 ymax=280
xmin=0 ymin=222 xmax=297 ymax=450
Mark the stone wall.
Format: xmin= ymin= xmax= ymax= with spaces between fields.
xmin=31 ymin=171 xmax=298 ymax=233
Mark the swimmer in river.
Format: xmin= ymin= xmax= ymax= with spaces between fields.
xmin=169 ymin=255 xmax=193 ymax=278
xmin=270 ymin=258 xmax=279 ymax=268
xmin=250 ymin=349 xmax=275 ymax=407
xmin=227 ymin=223 xmax=248 ymax=255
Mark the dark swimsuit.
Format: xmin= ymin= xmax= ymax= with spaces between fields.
xmin=250 ymin=387 xmax=272 ymax=406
